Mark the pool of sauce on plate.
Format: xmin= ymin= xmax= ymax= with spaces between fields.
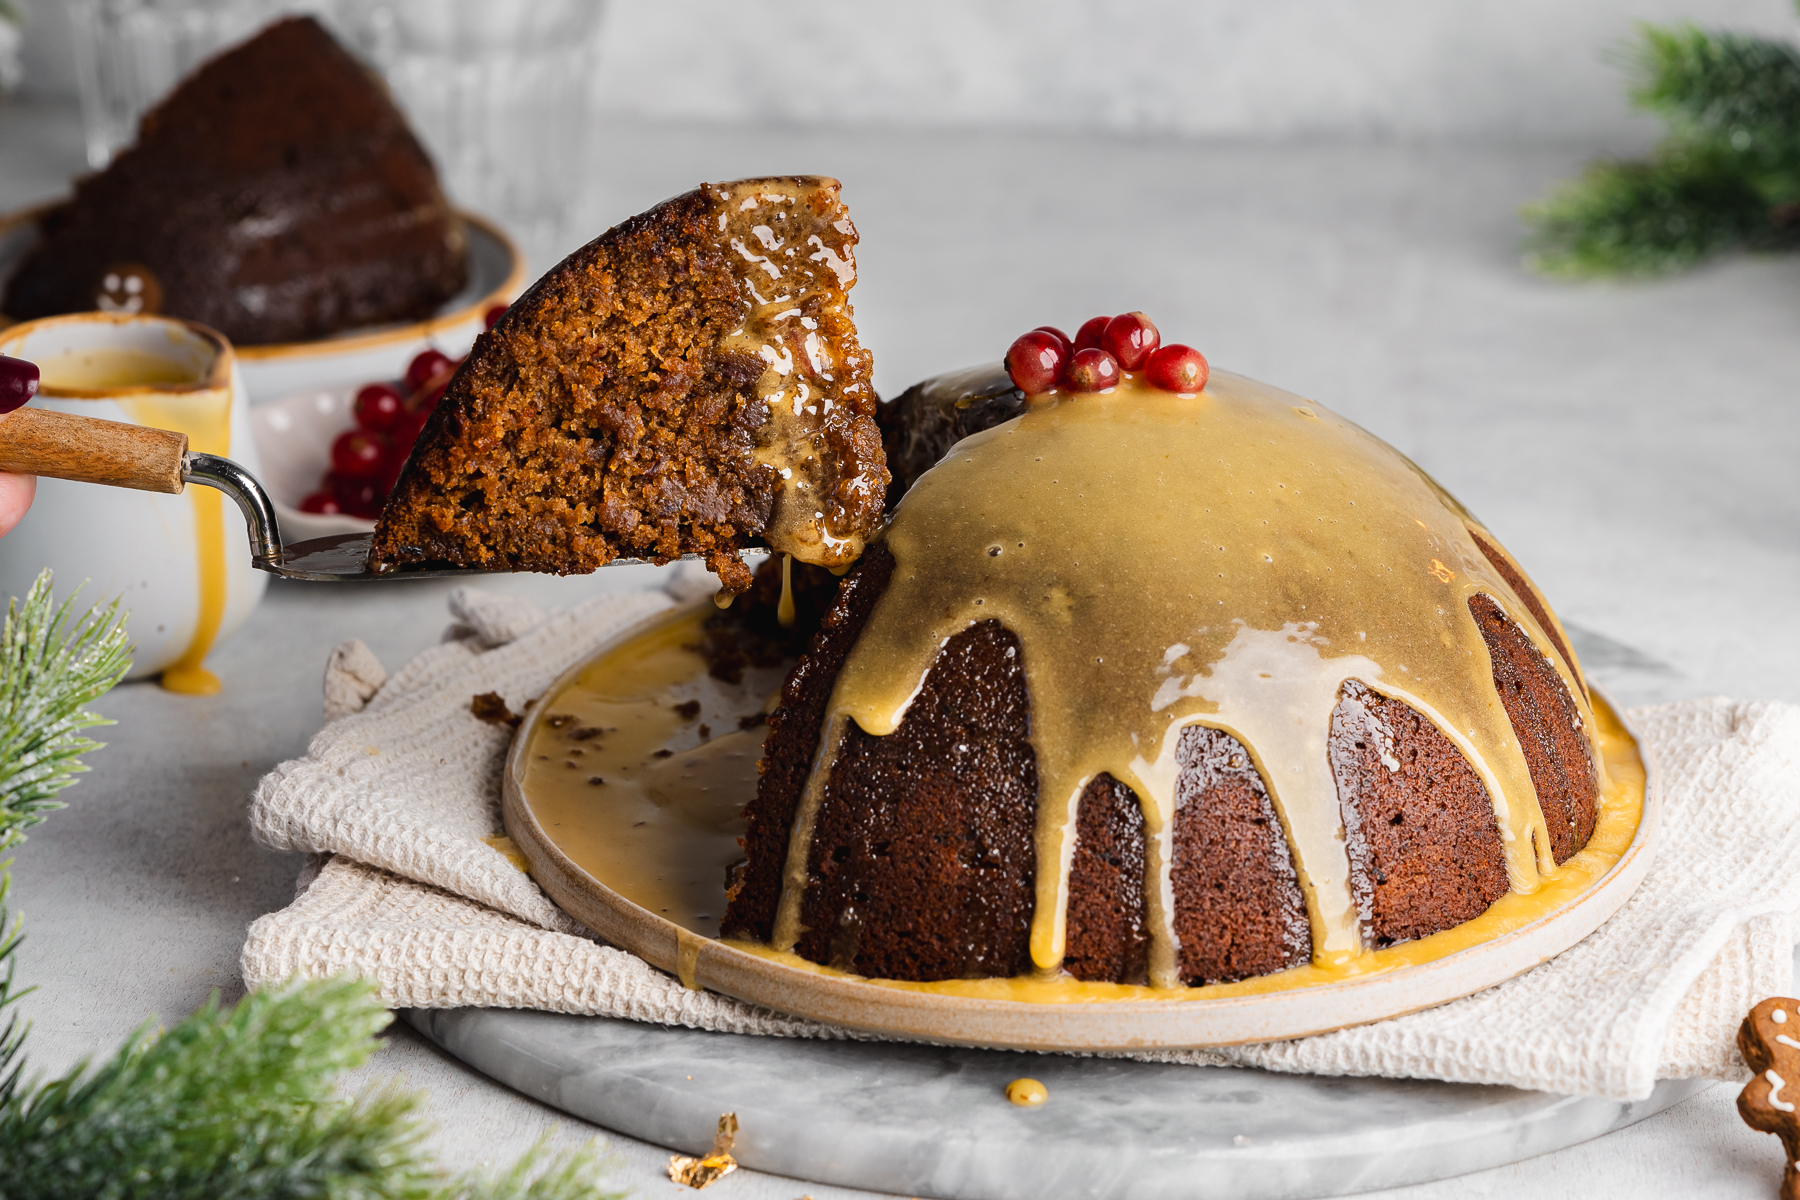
xmin=517 ymin=606 xmax=786 ymax=937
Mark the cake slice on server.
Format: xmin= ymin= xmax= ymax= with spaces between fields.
xmin=370 ymin=177 xmax=887 ymax=593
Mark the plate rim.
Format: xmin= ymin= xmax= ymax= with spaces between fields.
xmin=503 ymin=599 xmax=1661 ymax=1052
xmin=0 ymin=200 xmax=525 ymax=360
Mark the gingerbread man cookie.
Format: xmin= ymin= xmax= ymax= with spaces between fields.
xmin=1738 ymin=996 xmax=1800 ymax=1200
xmin=94 ymin=262 xmax=162 ymax=315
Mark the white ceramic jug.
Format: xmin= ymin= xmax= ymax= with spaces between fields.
xmin=0 ymin=313 xmax=267 ymax=691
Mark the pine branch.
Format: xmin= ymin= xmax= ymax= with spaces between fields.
xmin=0 ymin=574 xmax=617 ymax=1198
xmin=0 ymin=873 xmax=27 ymax=1113
xmin=1525 ymin=17 xmax=1800 ymax=276
xmin=447 ymin=1134 xmax=624 ymax=1200
xmin=1524 ymin=145 xmax=1777 ymax=276
xmin=0 ymin=972 xmax=620 ymax=1199
xmin=0 ymin=571 xmax=132 ymax=853
xmin=1628 ymin=23 xmax=1800 ymax=172
xmin=0 ymin=976 xmax=438 ymax=1199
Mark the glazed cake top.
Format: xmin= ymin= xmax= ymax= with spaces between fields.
xmin=772 ymin=368 xmax=1600 ymax=985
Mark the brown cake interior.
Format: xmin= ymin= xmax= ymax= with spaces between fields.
xmin=1170 ymin=726 xmax=1313 ymax=984
xmin=370 ymin=178 xmax=885 ymax=592
xmin=793 ymin=618 xmax=1038 ymax=981
xmin=1063 ymin=775 xmax=1149 ymax=985
xmin=1470 ymin=593 xmax=1599 ymax=863
xmin=1469 ymin=531 xmax=1584 ymax=691
xmin=725 ymin=545 xmax=897 ymax=945
xmin=1330 ymin=678 xmax=1509 ymax=948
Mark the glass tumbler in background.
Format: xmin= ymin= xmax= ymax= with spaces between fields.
xmin=338 ymin=0 xmax=608 ymax=268
xmin=66 ymin=0 xmax=313 ymax=169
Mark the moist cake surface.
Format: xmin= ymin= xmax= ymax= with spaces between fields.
xmin=370 ymin=177 xmax=886 ymax=591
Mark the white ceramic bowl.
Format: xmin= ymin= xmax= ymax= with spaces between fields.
xmin=0 ymin=202 xmax=525 ymax=404
xmin=248 ymin=384 xmax=376 ymax=543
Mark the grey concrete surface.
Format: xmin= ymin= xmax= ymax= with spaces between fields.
xmin=13 ymin=0 xmax=1800 ymax=142
xmin=2 ymin=99 xmax=1798 ymax=1196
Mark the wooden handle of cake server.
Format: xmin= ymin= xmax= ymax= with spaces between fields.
xmin=0 ymin=407 xmax=188 ymax=494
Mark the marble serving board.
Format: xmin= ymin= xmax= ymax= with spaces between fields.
xmin=414 ymin=621 xmax=1724 ymax=1199
xmin=405 ymin=1005 xmax=1709 ymax=1200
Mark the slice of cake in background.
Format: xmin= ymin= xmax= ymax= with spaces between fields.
xmin=371 ymin=176 xmax=886 ymax=593
xmin=1 ymin=15 xmax=468 ymax=345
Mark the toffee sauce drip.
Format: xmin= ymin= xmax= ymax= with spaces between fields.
xmin=713 ymin=178 xmax=879 ymax=569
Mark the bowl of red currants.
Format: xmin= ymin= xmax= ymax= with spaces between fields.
xmin=248 ymin=304 xmax=500 ymax=539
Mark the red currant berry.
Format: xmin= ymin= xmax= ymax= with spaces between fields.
xmin=298 ymin=490 xmax=343 ymax=515
xmin=378 ymin=449 xmax=411 ymax=495
xmin=1031 ymin=326 xmax=1073 ymax=357
xmin=415 ymin=382 xmax=447 ymax=414
xmin=353 ymin=383 xmax=406 ymax=433
xmin=1063 ymin=347 xmax=1120 ymax=392
xmin=331 ymin=429 xmax=389 ymax=480
xmin=396 ymin=408 xmax=429 ymax=446
xmin=1005 ymin=331 xmax=1068 ymax=394
xmin=0 ymin=353 xmax=39 ymax=414
xmin=484 ymin=303 xmax=509 ymax=329
xmin=1101 ymin=312 xmax=1161 ymax=371
xmin=1073 ymin=316 xmax=1111 ymax=351
xmin=1145 ymin=344 xmax=1209 ymax=394
xmin=332 ymin=474 xmax=383 ymax=519
xmin=404 ymin=348 xmax=455 ymax=395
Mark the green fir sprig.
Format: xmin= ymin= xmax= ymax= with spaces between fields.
xmin=1525 ymin=8 xmax=1800 ymax=276
xmin=0 ymin=572 xmax=131 ymax=854
xmin=0 ymin=971 xmax=621 ymax=1200
xmin=0 ymin=571 xmax=620 ymax=1199
xmin=0 ymin=977 xmax=436 ymax=1200
xmin=449 ymin=1134 xmax=623 ymax=1200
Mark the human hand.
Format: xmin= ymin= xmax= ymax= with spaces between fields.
xmin=0 ymin=354 xmax=40 ymax=538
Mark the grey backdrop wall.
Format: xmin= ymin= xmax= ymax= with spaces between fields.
xmin=13 ymin=0 xmax=1800 ymax=141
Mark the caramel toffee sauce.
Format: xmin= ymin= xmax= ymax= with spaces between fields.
xmin=773 ymin=371 xmax=1610 ymax=987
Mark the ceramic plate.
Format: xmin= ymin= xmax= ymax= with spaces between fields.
xmin=0 ymin=202 xmax=524 ymax=402
xmin=504 ymin=602 xmax=1661 ymax=1053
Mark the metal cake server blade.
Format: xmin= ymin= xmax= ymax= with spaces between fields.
xmin=183 ymin=452 xmax=492 ymax=581
xmin=198 ymin=452 xmax=751 ymax=581
xmin=256 ymin=531 xmax=739 ymax=582
xmin=261 ymin=532 xmax=428 ymax=581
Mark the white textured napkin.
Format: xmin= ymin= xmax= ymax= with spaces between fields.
xmin=242 ymin=583 xmax=1800 ymax=1100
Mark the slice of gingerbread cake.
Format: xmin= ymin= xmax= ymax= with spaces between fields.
xmin=2 ymin=16 xmax=467 ymax=345
xmin=369 ymin=176 xmax=887 ymax=592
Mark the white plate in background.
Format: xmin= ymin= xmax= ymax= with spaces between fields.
xmin=248 ymin=385 xmax=376 ymax=543
xmin=0 ymin=203 xmax=523 ymax=404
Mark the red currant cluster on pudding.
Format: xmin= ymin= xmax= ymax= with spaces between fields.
xmin=301 ymin=303 xmax=506 ymax=518
xmin=1005 ymin=312 xmax=1208 ymax=396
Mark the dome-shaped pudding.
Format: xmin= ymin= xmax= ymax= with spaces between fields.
xmin=721 ymin=333 xmax=1607 ymax=992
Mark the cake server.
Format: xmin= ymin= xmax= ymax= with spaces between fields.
xmin=0 ymin=405 xmax=741 ymax=581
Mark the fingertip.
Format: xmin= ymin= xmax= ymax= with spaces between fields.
xmin=0 ymin=474 xmax=37 ymax=538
